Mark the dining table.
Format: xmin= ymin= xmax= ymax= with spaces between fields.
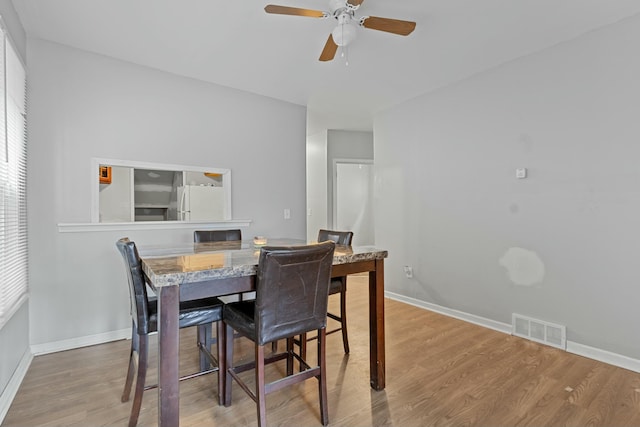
xmin=139 ymin=238 xmax=389 ymax=427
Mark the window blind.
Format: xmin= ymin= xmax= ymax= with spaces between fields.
xmin=0 ymin=20 xmax=28 ymax=329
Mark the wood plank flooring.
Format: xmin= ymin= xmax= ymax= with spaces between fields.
xmin=4 ymin=274 xmax=640 ymax=426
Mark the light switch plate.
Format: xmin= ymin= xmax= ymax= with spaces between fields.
xmin=516 ymin=168 xmax=527 ymax=179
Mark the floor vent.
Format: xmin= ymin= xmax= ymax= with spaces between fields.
xmin=512 ymin=313 xmax=566 ymax=350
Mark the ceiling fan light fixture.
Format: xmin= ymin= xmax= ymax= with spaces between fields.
xmin=332 ymin=20 xmax=357 ymax=46
xmin=329 ymin=0 xmax=347 ymax=14
xmin=264 ymin=1 xmax=416 ymax=62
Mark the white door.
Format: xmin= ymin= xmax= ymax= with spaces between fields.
xmin=334 ymin=162 xmax=374 ymax=246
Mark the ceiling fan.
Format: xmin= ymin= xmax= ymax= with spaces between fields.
xmin=264 ymin=0 xmax=416 ymax=62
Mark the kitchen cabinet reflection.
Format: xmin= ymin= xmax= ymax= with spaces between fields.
xmin=95 ymin=160 xmax=231 ymax=223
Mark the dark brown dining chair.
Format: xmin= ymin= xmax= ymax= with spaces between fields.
xmin=194 ymin=229 xmax=246 ymax=301
xmin=298 ymin=229 xmax=353 ymax=361
xmin=194 ymin=229 xmax=242 ymax=243
xmin=116 ymin=237 xmax=225 ymax=427
xmin=220 ymin=241 xmax=336 ymax=427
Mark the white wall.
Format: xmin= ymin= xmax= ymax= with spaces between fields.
xmin=99 ymin=166 xmax=133 ymax=222
xmin=306 ymin=129 xmax=328 ymax=242
xmin=335 ymin=162 xmax=374 ymax=246
xmin=26 ymin=40 xmax=307 ymax=348
xmin=0 ymin=0 xmax=25 ymax=58
xmin=375 ymin=14 xmax=640 ymax=359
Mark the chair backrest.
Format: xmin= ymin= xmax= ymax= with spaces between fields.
xmin=254 ymin=241 xmax=335 ymax=345
xmin=194 ymin=229 xmax=242 ymax=243
xmin=116 ymin=237 xmax=152 ymax=335
xmin=318 ymin=229 xmax=353 ymax=246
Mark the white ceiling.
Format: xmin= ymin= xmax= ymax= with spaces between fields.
xmin=12 ymin=0 xmax=640 ymax=130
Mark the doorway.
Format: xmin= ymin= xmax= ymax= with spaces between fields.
xmin=333 ymin=160 xmax=374 ymax=246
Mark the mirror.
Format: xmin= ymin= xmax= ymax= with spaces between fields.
xmin=92 ymin=158 xmax=232 ymax=223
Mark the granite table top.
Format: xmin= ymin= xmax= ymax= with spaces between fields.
xmin=140 ymin=238 xmax=388 ymax=288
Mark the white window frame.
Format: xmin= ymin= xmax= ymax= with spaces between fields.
xmin=0 ymin=18 xmax=28 ymax=329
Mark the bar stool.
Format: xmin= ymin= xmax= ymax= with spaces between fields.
xmin=220 ymin=241 xmax=336 ymax=427
xmin=116 ymin=237 xmax=225 ymax=427
xmin=194 ymin=229 xmax=242 ymax=242
xmin=298 ymin=229 xmax=353 ymax=362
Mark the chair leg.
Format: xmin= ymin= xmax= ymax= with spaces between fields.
xmin=286 ymin=338 xmax=294 ymax=376
xmin=340 ymin=289 xmax=350 ymax=354
xmin=318 ymin=328 xmax=329 ymax=426
xmin=121 ymin=326 xmax=137 ymax=403
xmin=128 ymin=334 xmax=148 ymax=427
xmin=255 ymin=344 xmax=267 ymax=427
xmin=223 ymin=323 xmax=234 ymax=407
xmin=299 ymin=333 xmax=307 ymax=371
xmin=216 ymin=321 xmax=226 ymax=406
xmin=197 ymin=323 xmax=213 ymax=371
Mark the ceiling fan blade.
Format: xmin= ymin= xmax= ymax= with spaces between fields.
xmin=264 ymin=5 xmax=325 ymax=18
xmin=361 ymin=16 xmax=416 ymax=36
xmin=319 ymin=34 xmax=338 ymax=62
xmin=347 ymin=0 xmax=365 ymax=6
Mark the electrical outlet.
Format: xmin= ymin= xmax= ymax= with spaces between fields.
xmin=403 ymin=265 xmax=413 ymax=278
xmin=284 ymin=208 xmax=291 ymax=219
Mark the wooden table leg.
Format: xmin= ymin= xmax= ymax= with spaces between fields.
xmin=369 ymin=258 xmax=386 ymax=390
xmin=157 ymin=284 xmax=180 ymax=426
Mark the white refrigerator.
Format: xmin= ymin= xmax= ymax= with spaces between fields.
xmin=177 ymin=185 xmax=225 ymax=221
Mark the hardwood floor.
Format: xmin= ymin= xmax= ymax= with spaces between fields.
xmin=4 ymin=275 xmax=640 ymax=426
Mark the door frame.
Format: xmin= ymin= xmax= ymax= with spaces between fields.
xmin=331 ymin=158 xmax=374 ymax=230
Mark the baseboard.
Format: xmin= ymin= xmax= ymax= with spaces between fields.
xmin=30 ymin=328 xmax=131 ymax=356
xmin=566 ymin=341 xmax=640 ymax=373
xmin=385 ymin=291 xmax=640 ymax=373
xmin=385 ymin=291 xmax=512 ymax=334
xmin=0 ymin=349 xmax=33 ymax=424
